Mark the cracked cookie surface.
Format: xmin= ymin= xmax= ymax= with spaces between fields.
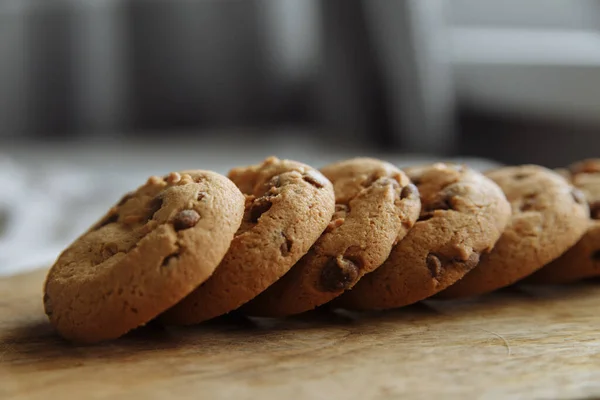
xmin=334 ymin=163 xmax=511 ymax=310
xmin=242 ymin=158 xmax=421 ymax=317
xmin=43 ymin=170 xmax=245 ymax=343
xmin=160 ymin=157 xmax=335 ymax=325
xmin=526 ymin=160 xmax=600 ymax=284
xmin=439 ymin=164 xmax=589 ymax=298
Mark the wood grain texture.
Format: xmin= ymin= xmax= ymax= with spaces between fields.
xmin=2 ymin=268 xmax=600 ymax=400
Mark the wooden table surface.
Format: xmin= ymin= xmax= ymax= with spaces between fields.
xmin=2 ymin=269 xmax=600 ymax=400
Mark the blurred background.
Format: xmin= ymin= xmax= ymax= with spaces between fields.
xmin=1 ymin=0 xmax=600 ymax=273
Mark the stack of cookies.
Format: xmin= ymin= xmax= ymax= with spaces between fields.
xmin=43 ymin=156 xmax=598 ymax=343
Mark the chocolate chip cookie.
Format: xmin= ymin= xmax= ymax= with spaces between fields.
xmin=43 ymin=171 xmax=245 ymax=343
xmin=439 ymin=165 xmax=589 ymax=298
xmin=526 ymin=160 xmax=600 ymax=284
xmin=160 ymin=157 xmax=335 ymax=325
xmin=334 ymin=163 xmax=511 ymax=310
xmin=241 ymin=158 xmax=421 ymax=317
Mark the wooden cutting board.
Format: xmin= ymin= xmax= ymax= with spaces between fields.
xmin=2 ymin=269 xmax=600 ymax=400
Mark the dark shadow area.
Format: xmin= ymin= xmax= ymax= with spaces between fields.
xmin=0 ymin=300 xmax=452 ymax=370
xmin=426 ymin=281 xmax=598 ymax=315
xmin=2 ymin=280 xmax=598 ymax=374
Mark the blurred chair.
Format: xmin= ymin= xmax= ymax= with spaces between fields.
xmin=0 ymin=0 xmax=456 ymax=153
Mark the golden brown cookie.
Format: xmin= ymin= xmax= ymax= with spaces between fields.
xmin=526 ymin=160 xmax=600 ymax=284
xmin=43 ymin=171 xmax=245 ymax=343
xmin=439 ymin=165 xmax=589 ymax=298
xmin=160 ymin=157 xmax=335 ymax=325
xmin=241 ymin=158 xmax=421 ymax=317
xmin=333 ymin=163 xmax=510 ymax=310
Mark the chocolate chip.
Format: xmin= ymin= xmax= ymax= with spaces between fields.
xmin=197 ymin=191 xmax=207 ymax=201
xmin=459 ymin=252 xmax=480 ymax=270
xmin=280 ymin=232 xmax=293 ymax=256
xmin=249 ymin=197 xmax=273 ymax=223
xmin=400 ymin=183 xmax=419 ymax=200
xmin=173 ymin=210 xmax=201 ymax=231
xmin=117 ymin=192 xmax=135 ymax=206
xmin=426 ymin=252 xmax=479 ymax=279
xmin=571 ymin=188 xmax=586 ymax=205
xmin=590 ymin=201 xmax=600 ymax=220
xmin=520 ymin=193 xmax=538 ymax=212
xmin=320 ymin=257 xmax=360 ymax=292
xmin=513 ymin=172 xmax=530 ymax=180
xmin=266 ymin=175 xmax=282 ymax=189
xmin=426 ymin=253 xmax=443 ymax=279
xmin=302 ymin=171 xmax=328 ymax=189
